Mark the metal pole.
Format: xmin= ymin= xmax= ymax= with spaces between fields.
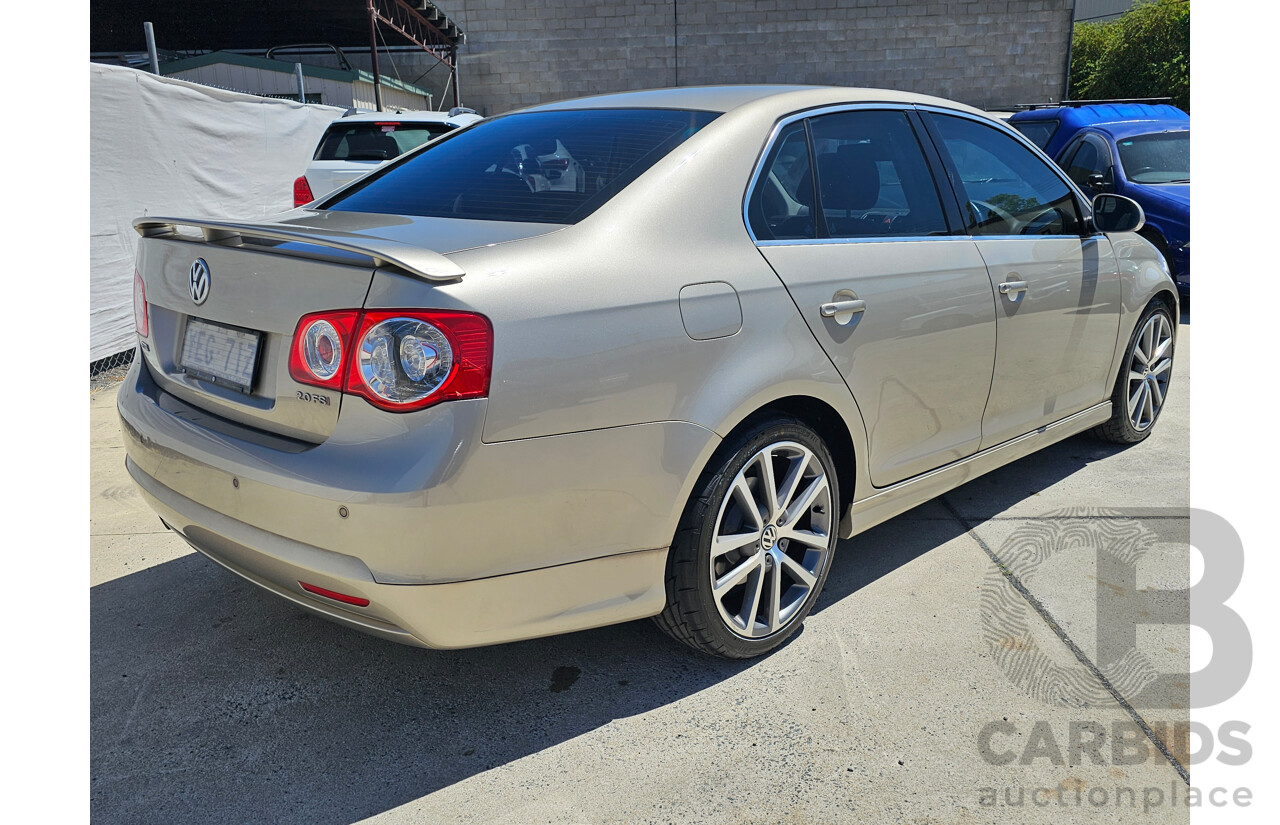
xmin=295 ymin=62 xmax=306 ymax=102
xmin=367 ymin=0 xmax=384 ymax=111
xmin=450 ymin=44 xmax=461 ymax=109
xmin=143 ymin=22 xmax=160 ymax=74
xmin=1063 ymin=0 xmax=1078 ymax=102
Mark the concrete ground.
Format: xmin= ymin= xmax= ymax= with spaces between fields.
xmin=91 ymin=319 xmax=1191 ymax=825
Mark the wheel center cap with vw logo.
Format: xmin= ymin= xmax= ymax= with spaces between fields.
xmin=761 ymin=524 xmax=778 ymax=550
xmin=189 ymin=258 xmax=211 ymax=305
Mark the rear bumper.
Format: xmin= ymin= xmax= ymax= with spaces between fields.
xmin=129 ymin=457 xmax=667 ymax=648
xmin=117 ymin=358 xmax=718 ymax=647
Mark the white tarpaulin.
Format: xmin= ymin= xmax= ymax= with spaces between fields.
xmin=90 ymin=64 xmax=343 ymax=361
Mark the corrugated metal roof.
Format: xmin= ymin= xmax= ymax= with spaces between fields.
xmin=91 ymin=0 xmax=462 ymax=52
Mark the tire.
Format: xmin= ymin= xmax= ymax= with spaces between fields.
xmin=1094 ymin=302 xmax=1175 ymax=444
xmin=653 ymin=416 xmax=840 ymax=658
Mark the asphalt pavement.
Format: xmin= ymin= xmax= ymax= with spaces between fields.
xmin=90 ymin=318 xmax=1191 ymax=825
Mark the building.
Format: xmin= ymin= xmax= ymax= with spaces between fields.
xmin=92 ymin=1 xmax=1076 ymax=115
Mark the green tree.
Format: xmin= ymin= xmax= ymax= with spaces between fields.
xmin=1070 ymin=0 xmax=1190 ymax=111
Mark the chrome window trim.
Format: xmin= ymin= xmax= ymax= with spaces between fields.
xmin=758 ymin=233 xmax=1095 ymax=248
xmin=757 ymin=235 xmax=959 ymax=248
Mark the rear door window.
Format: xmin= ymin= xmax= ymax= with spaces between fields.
xmin=807 ymin=110 xmax=948 ymax=238
xmin=324 ymin=108 xmax=718 ymax=224
xmin=315 ymin=122 xmax=456 ymax=161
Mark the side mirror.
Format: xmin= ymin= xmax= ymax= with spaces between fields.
xmin=1091 ymin=193 xmax=1145 ymax=233
xmin=1086 ymin=173 xmax=1111 ymax=193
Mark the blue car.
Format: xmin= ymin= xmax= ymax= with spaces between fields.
xmin=1010 ymin=104 xmax=1190 ymax=294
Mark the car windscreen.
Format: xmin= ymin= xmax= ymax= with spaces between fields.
xmin=321 ymin=108 xmax=720 ymax=224
xmin=314 ymin=122 xmax=455 ymax=161
xmin=1116 ymin=131 xmax=1190 ymax=184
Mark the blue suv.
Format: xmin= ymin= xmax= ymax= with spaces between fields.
xmin=1010 ymin=103 xmax=1190 ymax=295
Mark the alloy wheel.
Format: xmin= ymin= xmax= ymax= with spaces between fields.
xmin=1126 ymin=312 xmax=1174 ymax=431
xmin=708 ymin=441 xmax=833 ymax=639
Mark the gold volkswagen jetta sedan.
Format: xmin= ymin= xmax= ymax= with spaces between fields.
xmin=119 ymin=86 xmax=1176 ymax=658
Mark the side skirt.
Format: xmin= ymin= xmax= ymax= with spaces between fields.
xmin=841 ymin=401 xmax=1113 ymax=538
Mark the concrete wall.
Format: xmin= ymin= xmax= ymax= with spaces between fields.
xmin=451 ymin=0 xmax=1075 ymax=114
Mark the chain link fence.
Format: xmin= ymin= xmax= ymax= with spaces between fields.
xmin=90 ymin=347 xmax=135 ymax=392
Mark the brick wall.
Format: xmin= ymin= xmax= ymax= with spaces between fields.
xmin=448 ymin=0 xmax=1073 ymax=115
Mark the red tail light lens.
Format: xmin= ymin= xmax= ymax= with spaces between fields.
xmin=133 ymin=270 xmax=149 ymax=338
xmin=293 ymin=175 xmax=315 ymax=207
xmin=287 ymin=309 xmax=492 ymax=412
xmin=347 ymin=310 xmax=493 ymax=412
xmin=299 ymin=581 xmax=370 ymax=607
xmin=288 ymin=310 xmax=359 ymax=390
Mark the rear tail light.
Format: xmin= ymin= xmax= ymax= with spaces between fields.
xmin=293 ymin=175 xmax=315 ymax=207
xmin=349 ymin=310 xmax=492 ymax=411
xmin=288 ymin=309 xmax=492 ymax=412
xmin=133 ymin=270 xmax=149 ymax=338
xmin=289 ymin=311 xmax=359 ymax=390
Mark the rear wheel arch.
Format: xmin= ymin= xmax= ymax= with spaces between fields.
xmin=655 ymin=409 xmax=845 ymax=657
xmin=710 ymin=395 xmax=858 ymax=533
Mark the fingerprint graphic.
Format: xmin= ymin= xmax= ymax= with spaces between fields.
xmin=980 ymin=507 xmax=1162 ymax=706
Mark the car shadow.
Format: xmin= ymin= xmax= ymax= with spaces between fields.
xmin=813 ymin=428 xmax=1142 ymax=610
xmin=90 ymin=432 xmax=1119 ymax=825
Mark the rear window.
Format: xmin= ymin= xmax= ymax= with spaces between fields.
xmin=314 ymin=122 xmax=455 ymax=161
xmin=1010 ymin=120 xmax=1059 ymax=150
xmin=323 ymin=108 xmax=719 ymax=224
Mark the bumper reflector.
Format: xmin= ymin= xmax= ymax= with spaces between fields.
xmin=299 ymin=581 xmax=370 ymax=607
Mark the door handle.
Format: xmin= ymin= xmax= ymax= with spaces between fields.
xmin=998 ymin=280 xmax=1029 ymax=297
xmin=820 ymin=299 xmax=867 ymax=318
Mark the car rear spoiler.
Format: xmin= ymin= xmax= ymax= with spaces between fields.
xmin=133 ymin=216 xmax=465 ymax=282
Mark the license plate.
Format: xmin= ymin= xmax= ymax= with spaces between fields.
xmin=179 ymin=318 xmax=262 ymax=393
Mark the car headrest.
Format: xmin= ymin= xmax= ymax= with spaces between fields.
xmin=345 ymin=130 xmax=399 ymax=159
xmin=817 ymin=146 xmax=880 ymax=211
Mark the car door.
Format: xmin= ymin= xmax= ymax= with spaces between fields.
xmin=922 ymin=111 xmax=1122 ymax=449
xmin=750 ymin=107 xmax=996 ymax=487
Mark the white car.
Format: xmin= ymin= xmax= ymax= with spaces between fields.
xmin=293 ymin=108 xmax=483 ymax=206
xmin=502 ymin=139 xmax=585 ymax=193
